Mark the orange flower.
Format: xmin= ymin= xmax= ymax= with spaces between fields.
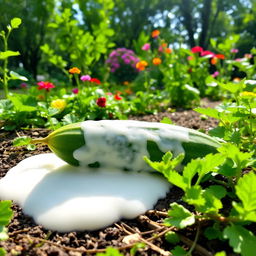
xmin=211 ymin=57 xmax=218 ymax=65
xmin=151 ymin=30 xmax=160 ymax=38
xmin=215 ymin=54 xmax=225 ymax=59
xmin=161 ymin=43 xmax=167 ymax=48
xmin=69 ymin=67 xmax=81 ymax=74
xmin=233 ymin=77 xmax=241 ymax=82
xmin=165 ymin=48 xmax=172 ymax=54
xmin=152 ymin=57 xmax=162 ymax=65
xmin=136 ymin=60 xmax=148 ymax=71
xmin=123 ymin=81 xmax=129 ymax=86
xmin=125 ymin=88 xmax=133 ymax=95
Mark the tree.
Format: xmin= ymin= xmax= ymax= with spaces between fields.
xmin=0 ymin=0 xmax=55 ymax=79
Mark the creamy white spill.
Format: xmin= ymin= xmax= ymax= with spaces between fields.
xmin=74 ymin=120 xmax=189 ymax=171
xmin=0 ymin=153 xmax=170 ymax=232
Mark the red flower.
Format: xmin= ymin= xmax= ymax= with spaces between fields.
xmin=191 ymin=46 xmax=203 ymax=53
xmin=96 ymin=97 xmax=106 ymax=107
xmin=114 ymin=94 xmax=122 ymax=100
xmin=37 ymin=81 xmax=55 ymax=92
xmin=215 ymin=54 xmax=225 ymax=59
xmin=90 ymin=78 xmax=101 ymax=84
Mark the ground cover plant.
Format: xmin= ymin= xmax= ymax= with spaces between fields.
xmin=0 ymin=2 xmax=256 ymax=255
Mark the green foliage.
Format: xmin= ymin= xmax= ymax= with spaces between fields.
xmin=0 ymin=201 xmax=13 ymax=255
xmin=0 ymin=17 xmax=27 ymax=99
xmin=146 ymin=146 xmax=256 ymax=255
xmin=96 ymin=247 xmax=124 ymax=256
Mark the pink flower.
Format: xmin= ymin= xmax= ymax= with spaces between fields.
xmin=231 ymin=48 xmax=239 ymax=53
xmin=211 ymin=71 xmax=219 ymax=78
xmin=20 ymin=83 xmax=28 ymax=89
xmin=96 ymin=97 xmax=106 ymax=107
xmin=191 ymin=46 xmax=203 ymax=53
xmin=201 ymin=50 xmax=215 ymax=57
xmin=187 ymin=56 xmax=194 ymax=61
xmin=142 ymin=43 xmax=150 ymax=51
xmin=72 ymin=88 xmax=79 ymax=94
xmin=80 ymin=75 xmax=91 ymax=81
xmin=37 ymin=81 xmax=55 ymax=92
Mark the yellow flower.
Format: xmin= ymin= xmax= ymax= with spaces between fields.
xmin=240 ymin=91 xmax=256 ymax=98
xmin=136 ymin=60 xmax=148 ymax=71
xmin=69 ymin=67 xmax=81 ymax=74
xmin=51 ymin=99 xmax=67 ymax=110
xmin=152 ymin=57 xmax=162 ymax=65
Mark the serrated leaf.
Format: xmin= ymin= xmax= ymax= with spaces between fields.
xmin=0 ymin=50 xmax=20 ymax=59
xmin=13 ymin=136 xmax=32 ymax=147
xmin=223 ymin=224 xmax=256 ymax=255
xmin=233 ymin=172 xmax=256 ymax=221
xmin=10 ymin=18 xmax=22 ymax=28
xmin=183 ymin=186 xmax=205 ymax=206
xmin=164 ymin=203 xmax=195 ymax=229
xmin=0 ymin=201 xmax=13 ymax=226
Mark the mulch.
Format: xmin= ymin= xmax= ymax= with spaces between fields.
xmin=1 ymin=105 xmax=232 ymax=256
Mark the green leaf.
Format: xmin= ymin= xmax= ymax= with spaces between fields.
xmin=194 ymin=108 xmax=220 ymax=119
xmin=208 ymin=126 xmax=226 ymax=138
xmin=9 ymin=71 xmax=28 ymax=81
xmin=214 ymin=252 xmax=226 ymax=256
xmin=170 ymin=245 xmax=187 ymax=256
xmin=223 ymin=224 xmax=256 ymax=255
xmin=160 ymin=117 xmax=173 ymax=124
xmin=0 ymin=201 xmax=13 ymax=226
xmin=130 ymin=243 xmax=146 ymax=256
xmin=96 ymin=247 xmax=124 ymax=256
xmin=164 ymin=203 xmax=195 ymax=229
xmin=0 ymin=226 xmax=8 ymax=241
xmin=183 ymin=186 xmax=205 ymax=206
xmin=0 ymin=248 xmax=7 ymax=256
xmin=219 ymin=82 xmax=243 ymax=94
xmin=204 ymin=224 xmax=222 ymax=240
xmin=233 ymin=172 xmax=256 ymax=221
xmin=0 ymin=51 xmax=20 ymax=60
xmin=10 ymin=18 xmax=22 ymax=29
xmin=13 ymin=136 xmax=32 ymax=147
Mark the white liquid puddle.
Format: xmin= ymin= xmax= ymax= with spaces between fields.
xmin=0 ymin=153 xmax=170 ymax=232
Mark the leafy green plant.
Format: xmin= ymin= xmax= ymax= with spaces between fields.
xmin=0 ymin=201 xmax=13 ymax=256
xmin=0 ymin=18 xmax=27 ymax=98
xmin=144 ymin=146 xmax=256 ymax=256
xmin=195 ymin=79 xmax=256 ymax=152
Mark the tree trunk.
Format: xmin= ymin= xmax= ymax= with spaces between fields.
xmin=199 ymin=0 xmax=212 ymax=49
xmin=180 ymin=0 xmax=196 ymax=47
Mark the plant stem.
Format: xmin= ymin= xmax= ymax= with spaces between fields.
xmin=3 ymin=31 xmax=10 ymax=98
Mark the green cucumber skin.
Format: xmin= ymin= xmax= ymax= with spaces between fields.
xmin=47 ymin=123 xmax=85 ymax=166
xmin=46 ymin=122 xmax=221 ymax=168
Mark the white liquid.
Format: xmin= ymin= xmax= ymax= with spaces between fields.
xmin=74 ymin=120 xmax=189 ymax=171
xmin=0 ymin=153 xmax=170 ymax=232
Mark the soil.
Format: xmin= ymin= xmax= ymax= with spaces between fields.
xmin=1 ymin=104 xmax=233 ymax=256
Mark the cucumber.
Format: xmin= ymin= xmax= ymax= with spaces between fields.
xmin=32 ymin=120 xmax=221 ymax=170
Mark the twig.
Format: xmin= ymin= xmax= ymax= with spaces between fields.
xmin=120 ymin=222 xmax=172 ymax=256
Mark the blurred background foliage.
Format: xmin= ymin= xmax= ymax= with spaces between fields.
xmin=0 ymin=0 xmax=255 ymax=80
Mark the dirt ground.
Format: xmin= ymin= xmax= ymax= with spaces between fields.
xmin=1 ymin=106 xmax=230 ymax=256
